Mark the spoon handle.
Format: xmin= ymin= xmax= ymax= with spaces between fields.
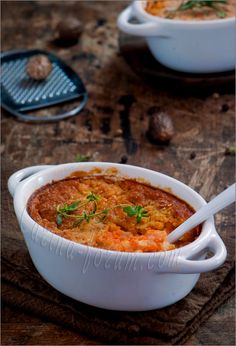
xmin=167 ymin=183 xmax=236 ymax=244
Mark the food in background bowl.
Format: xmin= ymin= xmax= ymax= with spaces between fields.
xmin=28 ymin=175 xmax=200 ymax=252
xmin=145 ymin=0 xmax=236 ymax=20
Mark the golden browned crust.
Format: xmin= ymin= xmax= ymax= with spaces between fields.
xmin=28 ymin=175 xmax=200 ymax=252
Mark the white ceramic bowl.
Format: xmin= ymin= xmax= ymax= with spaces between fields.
xmin=8 ymin=163 xmax=227 ymax=311
xmin=117 ymin=0 xmax=236 ymax=73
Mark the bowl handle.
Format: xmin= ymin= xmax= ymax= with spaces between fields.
xmin=173 ymin=233 xmax=227 ymax=274
xmin=117 ymin=6 xmax=167 ymax=37
xmin=8 ymin=165 xmax=54 ymax=197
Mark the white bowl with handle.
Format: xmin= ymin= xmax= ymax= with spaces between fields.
xmin=8 ymin=162 xmax=227 ymax=311
xmin=117 ymin=0 xmax=236 ymax=73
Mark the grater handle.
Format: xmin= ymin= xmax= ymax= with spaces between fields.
xmin=5 ymin=93 xmax=88 ymax=123
xmin=8 ymin=165 xmax=54 ymax=197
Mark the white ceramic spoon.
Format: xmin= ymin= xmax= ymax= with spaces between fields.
xmin=167 ymin=183 xmax=236 ymax=244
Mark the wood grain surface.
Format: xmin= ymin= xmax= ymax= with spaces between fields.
xmin=1 ymin=0 xmax=235 ymax=345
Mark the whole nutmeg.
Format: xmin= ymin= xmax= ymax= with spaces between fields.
xmin=147 ymin=112 xmax=175 ymax=144
xmin=55 ymin=17 xmax=83 ymax=46
xmin=26 ymin=55 xmax=52 ymax=80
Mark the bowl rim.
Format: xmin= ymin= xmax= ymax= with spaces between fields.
xmin=13 ymin=162 xmax=215 ymax=259
xmin=134 ymin=0 xmax=236 ymax=26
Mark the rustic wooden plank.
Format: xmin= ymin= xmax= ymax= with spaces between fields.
xmin=2 ymin=305 xmax=99 ymax=345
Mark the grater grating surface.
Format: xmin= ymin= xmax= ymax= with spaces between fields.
xmin=1 ymin=49 xmax=88 ymax=122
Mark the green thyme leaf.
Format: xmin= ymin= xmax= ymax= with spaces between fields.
xmin=86 ymin=193 xmax=100 ymax=202
xmin=67 ymin=200 xmax=80 ymax=211
xmin=216 ymin=10 xmax=226 ymax=17
xmin=123 ymin=206 xmax=138 ymax=217
xmin=178 ymin=0 xmax=196 ymax=11
xmin=123 ymin=205 xmax=148 ymax=223
xmin=82 ymin=211 xmax=91 ymax=223
xmin=136 ymin=207 xmax=148 ymax=223
xmin=177 ymin=0 xmax=228 ymax=13
xmin=75 ymin=154 xmax=91 ymax=162
xmin=56 ymin=214 xmax=63 ymax=226
xmin=101 ymin=209 xmax=109 ymax=215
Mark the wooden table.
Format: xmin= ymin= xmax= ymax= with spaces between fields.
xmin=1 ymin=1 xmax=235 ymax=345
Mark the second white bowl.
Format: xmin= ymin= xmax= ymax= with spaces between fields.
xmin=117 ymin=0 xmax=236 ymax=73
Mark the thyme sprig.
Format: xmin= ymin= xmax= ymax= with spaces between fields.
xmin=166 ymin=0 xmax=228 ymax=19
xmin=73 ymin=209 xmax=109 ymax=227
xmin=55 ymin=193 xmax=148 ymax=227
xmin=123 ymin=205 xmax=149 ymax=223
xmin=56 ymin=200 xmax=81 ymax=225
xmin=56 ymin=193 xmax=101 ymax=226
xmin=178 ymin=0 xmax=227 ymax=11
xmin=86 ymin=192 xmax=100 ymax=202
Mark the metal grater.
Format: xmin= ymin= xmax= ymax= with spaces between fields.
xmin=1 ymin=49 xmax=88 ymax=122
